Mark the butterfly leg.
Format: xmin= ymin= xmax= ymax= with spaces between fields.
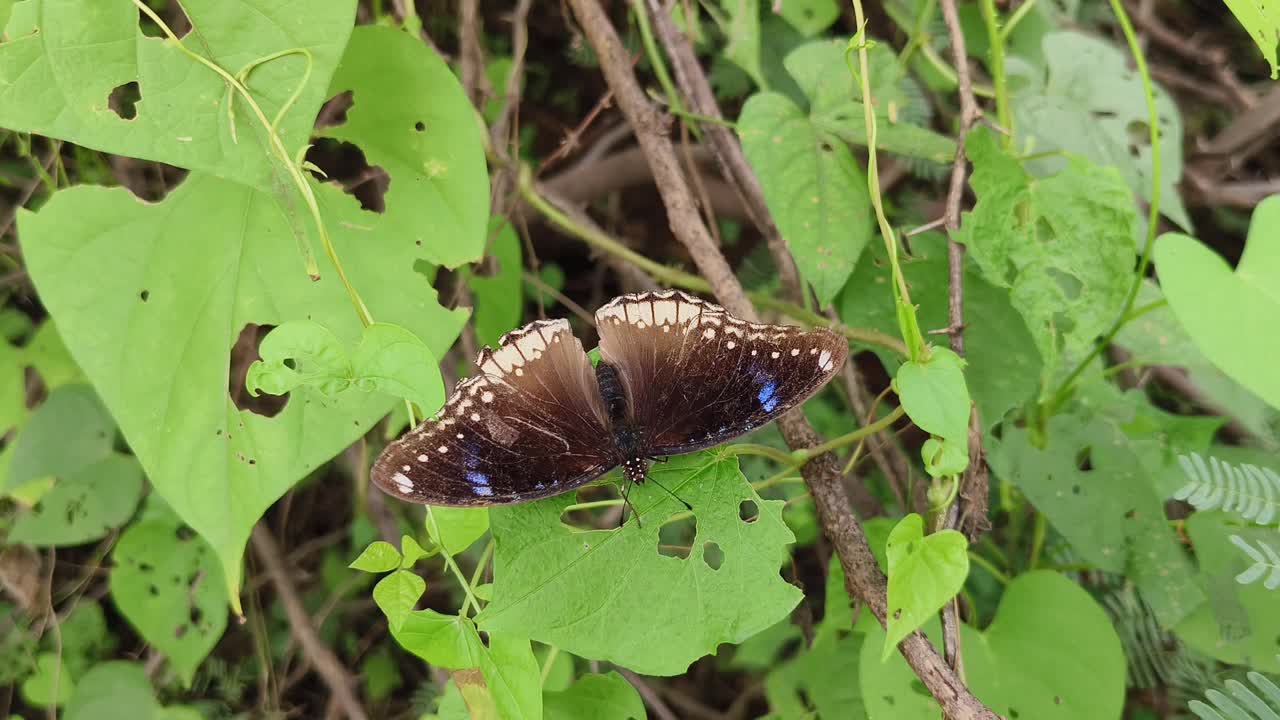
xmin=618 ymin=480 xmax=642 ymax=529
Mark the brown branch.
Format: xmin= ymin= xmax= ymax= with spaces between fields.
xmin=938 ymin=0 xmax=991 ymax=673
xmin=642 ymin=0 xmax=802 ymax=302
xmin=566 ymin=1 xmax=998 ymax=717
xmin=617 ymin=669 xmax=680 ymax=720
xmin=251 ymin=525 xmax=369 ymax=720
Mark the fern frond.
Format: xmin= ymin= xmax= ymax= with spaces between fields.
xmin=1189 ymin=662 xmax=1280 ymax=720
xmin=1231 ymin=535 xmax=1280 ymax=589
xmin=1174 ymin=453 xmax=1280 ymax=526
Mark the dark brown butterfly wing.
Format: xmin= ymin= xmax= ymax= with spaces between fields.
xmin=595 ymin=290 xmax=847 ymax=456
xmin=372 ymin=319 xmax=617 ymax=506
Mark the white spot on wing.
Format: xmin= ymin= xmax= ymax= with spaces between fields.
xmin=438 ymin=445 xmax=448 ymax=453
xmin=393 ymin=472 xmax=413 ymax=493
xmin=482 ymin=391 xmax=494 ymax=403
xmin=818 ymin=349 xmax=833 ymax=371
xmin=703 ymin=328 xmax=715 ymax=339
xmin=771 ymin=351 xmax=780 ymax=359
xmin=417 ymin=454 xmax=429 ymax=462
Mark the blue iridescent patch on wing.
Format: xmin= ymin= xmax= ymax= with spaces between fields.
xmin=462 ymin=444 xmax=492 ymax=496
xmin=466 ymin=470 xmax=493 ymax=496
xmin=757 ymin=380 xmax=779 ymax=412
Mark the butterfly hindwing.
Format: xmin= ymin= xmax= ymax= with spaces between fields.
xmin=596 ymin=291 xmax=847 ymax=455
xmin=372 ymin=319 xmax=616 ymax=506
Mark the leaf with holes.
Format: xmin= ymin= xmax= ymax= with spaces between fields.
xmin=109 ymin=505 xmax=228 ymax=687
xmin=544 ymin=672 xmax=645 ymax=720
xmin=10 ymin=454 xmax=143 ymax=546
xmin=956 ymin=127 xmax=1137 ymax=382
xmin=882 ymin=514 xmax=969 ymax=660
xmin=4 ymin=384 xmax=114 ymax=493
xmin=840 ymin=232 xmax=1041 ymax=430
xmin=247 ymin=321 xmax=445 ymax=413
xmin=0 ymin=0 xmax=356 ymax=188
xmin=1155 ymin=196 xmax=1280 ymax=412
xmin=1012 ymin=30 xmax=1191 ymax=231
xmin=988 ymin=385 xmax=1205 ymax=627
xmin=1175 ymin=513 xmax=1280 ymax=673
xmin=318 ymin=26 xmax=489 ymax=268
xmin=427 ymin=506 xmax=490 ymax=557
xmin=373 ymin=570 xmax=426 ymax=632
xmin=20 ymin=174 xmax=466 ymax=608
xmin=861 ymin=571 xmax=1125 ymax=719
xmin=479 ymin=451 xmax=801 ymax=675
xmin=893 ymin=348 xmax=971 ymax=477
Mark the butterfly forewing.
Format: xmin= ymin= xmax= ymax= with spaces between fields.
xmin=372 ymin=319 xmax=616 ymax=506
xmin=596 ymin=291 xmax=847 ymax=455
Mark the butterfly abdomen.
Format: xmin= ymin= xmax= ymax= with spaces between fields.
xmin=595 ymin=362 xmax=629 ymax=426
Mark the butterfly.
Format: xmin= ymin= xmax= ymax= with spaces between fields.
xmin=372 ymin=290 xmax=847 ymax=507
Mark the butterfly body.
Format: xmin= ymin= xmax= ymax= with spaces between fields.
xmin=372 ymin=290 xmax=847 ymax=507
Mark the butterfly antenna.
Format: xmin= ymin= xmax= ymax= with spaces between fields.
xmin=647 ymin=476 xmax=692 ymax=511
xmin=619 ymin=480 xmax=643 ymax=529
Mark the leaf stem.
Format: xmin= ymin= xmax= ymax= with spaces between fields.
xmin=517 ymin=165 xmax=908 ymax=356
xmin=798 ymin=405 xmax=906 ymax=462
xmin=426 ymin=507 xmax=481 ymax=614
xmin=629 ymin=0 xmax=691 ymax=136
xmin=967 ymin=551 xmax=1011 ymax=585
xmin=1043 ymin=0 xmax=1162 ymax=415
xmin=977 ymin=0 xmax=1012 ymax=142
xmin=725 ymin=443 xmax=798 ymax=466
xmin=844 ymin=16 xmax=925 ymax=362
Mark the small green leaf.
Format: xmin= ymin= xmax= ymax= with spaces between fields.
xmin=350 ymin=323 xmax=446 ymax=412
xmin=392 ymin=609 xmax=485 ymax=669
xmin=862 ymin=572 xmax=1126 ymax=719
xmin=10 ymin=454 xmax=144 ymax=546
xmin=400 ymin=534 xmax=428 ymax=568
xmin=109 ymin=510 xmax=228 ymax=687
xmin=21 ymin=654 xmax=73 ymax=708
xmin=893 ymin=348 xmax=971 ymax=477
xmin=427 ymin=506 xmax=490 ymax=556
xmin=350 ymin=541 xmax=402 ymax=573
xmin=5 ymin=384 xmax=114 ymax=492
xmin=360 ymin=649 xmax=402 ymax=703
xmin=1154 ymin=197 xmax=1280 ymax=412
xmin=881 ymin=514 xmax=969 ymax=660
xmin=718 ymin=0 xmax=766 ymax=88
xmin=58 ymin=602 xmax=115 ymax=678
xmin=373 ymin=570 xmax=426 ymax=632
xmin=62 ymin=661 xmax=194 ymax=720
xmin=544 ymin=672 xmax=646 ymax=720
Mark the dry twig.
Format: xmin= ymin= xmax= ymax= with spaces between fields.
xmin=251 ymin=525 xmax=369 ymax=720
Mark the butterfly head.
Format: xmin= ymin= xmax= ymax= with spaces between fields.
xmin=622 ymin=456 xmax=650 ymax=485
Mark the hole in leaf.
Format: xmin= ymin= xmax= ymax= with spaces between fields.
xmin=139 ymin=289 xmax=150 ymax=303
xmin=137 ymin=1 xmax=190 ymax=38
xmin=174 ymin=624 xmax=188 ymax=639
xmin=739 ymin=499 xmax=759 ymax=523
xmin=559 ymin=485 xmax=623 ymax=530
xmin=189 ymin=606 xmax=203 ymax=626
xmin=1071 ymin=484 xmax=1081 ymax=495
xmin=229 ymin=324 xmax=288 ymax=418
xmin=304 ymin=138 xmax=389 ymax=213
xmin=1089 ymin=110 xmax=1118 ymax=121
xmin=175 ymin=526 xmax=195 ymax=541
xmin=702 ymin=541 xmax=723 ymax=570
xmin=415 ymin=120 xmax=426 ymax=132
xmin=283 ymin=358 xmax=297 ymax=370
xmin=657 ymin=512 xmax=697 ymax=560
xmin=1075 ymin=447 xmax=1094 ymax=472
xmin=1009 ymin=708 xmax=1020 ymax=719
xmin=108 ymin=82 xmax=141 ymax=120
xmin=477 ymin=630 xmax=490 ymax=648
xmin=1126 ymin=119 xmax=1151 ymax=147
xmin=316 ymin=90 xmax=354 ymax=128
xmin=1054 ymin=696 xmax=1063 ymax=705
xmin=148 ymin=584 xmax=159 ymax=597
